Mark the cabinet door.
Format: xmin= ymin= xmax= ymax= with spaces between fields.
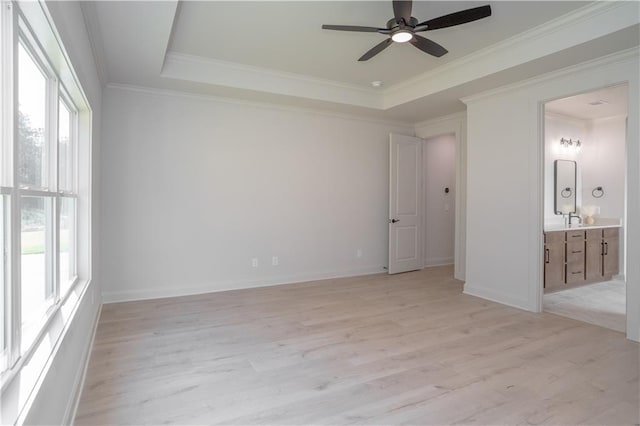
xmin=603 ymin=236 xmax=619 ymax=277
xmin=544 ymin=241 xmax=565 ymax=290
xmin=585 ymin=230 xmax=603 ymax=280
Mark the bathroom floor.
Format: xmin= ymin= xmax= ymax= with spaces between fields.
xmin=543 ymin=280 xmax=626 ymax=333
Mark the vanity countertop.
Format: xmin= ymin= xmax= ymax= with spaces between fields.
xmin=544 ymin=218 xmax=621 ymax=232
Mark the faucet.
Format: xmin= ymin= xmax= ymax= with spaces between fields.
xmin=568 ymin=213 xmax=582 ymax=225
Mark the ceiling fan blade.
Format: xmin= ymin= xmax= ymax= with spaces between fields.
xmin=358 ymin=38 xmax=393 ymax=61
xmin=410 ymin=35 xmax=448 ymax=57
xmin=322 ymin=24 xmax=386 ymax=33
xmin=393 ymin=0 xmax=412 ymax=24
xmin=415 ymin=5 xmax=491 ymax=31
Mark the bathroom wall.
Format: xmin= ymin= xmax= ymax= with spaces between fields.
xmin=544 ymin=112 xmax=625 ymax=224
xmin=581 ymin=116 xmax=627 ymax=219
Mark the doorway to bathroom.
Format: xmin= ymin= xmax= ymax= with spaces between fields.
xmin=542 ymin=83 xmax=628 ymax=333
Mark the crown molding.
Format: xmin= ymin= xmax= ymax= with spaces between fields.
xmin=161 ymin=51 xmax=384 ymax=109
xmin=461 ymin=47 xmax=639 ymax=104
xmin=414 ymin=111 xmax=466 ymax=132
xmin=384 ymin=1 xmax=639 ymax=109
xmin=79 ymin=1 xmax=108 ymax=87
xmin=105 ymin=83 xmax=413 ymax=129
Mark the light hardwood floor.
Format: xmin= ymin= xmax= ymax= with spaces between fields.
xmin=544 ymin=280 xmax=626 ymax=333
xmin=75 ymin=266 xmax=639 ymax=425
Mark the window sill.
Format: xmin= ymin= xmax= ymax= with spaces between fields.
xmin=1 ymin=276 xmax=90 ymax=394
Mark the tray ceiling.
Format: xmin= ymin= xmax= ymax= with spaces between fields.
xmin=82 ymin=1 xmax=640 ymax=122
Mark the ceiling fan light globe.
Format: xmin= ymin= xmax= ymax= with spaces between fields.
xmin=391 ymin=30 xmax=413 ymax=43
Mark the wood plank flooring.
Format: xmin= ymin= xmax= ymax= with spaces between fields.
xmin=544 ymin=280 xmax=626 ymax=333
xmin=75 ymin=266 xmax=639 ymax=425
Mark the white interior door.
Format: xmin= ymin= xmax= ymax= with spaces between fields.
xmin=389 ymin=134 xmax=423 ymax=274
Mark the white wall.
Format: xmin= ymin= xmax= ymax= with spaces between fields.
xmin=18 ymin=1 xmax=102 ymax=424
xmin=581 ymin=116 xmax=627 ymax=219
xmin=423 ymin=133 xmax=456 ymax=266
xmin=463 ymin=50 xmax=639 ymax=341
xmin=100 ymin=86 xmax=413 ymax=302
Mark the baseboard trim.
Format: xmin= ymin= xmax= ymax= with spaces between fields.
xmin=463 ymin=283 xmax=532 ymax=312
xmin=62 ymin=300 xmax=102 ymax=425
xmin=424 ymin=257 xmax=454 ymax=268
xmin=103 ymin=266 xmax=386 ymax=303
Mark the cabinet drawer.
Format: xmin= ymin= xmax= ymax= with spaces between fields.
xmin=566 ymin=230 xmax=585 ymax=240
xmin=586 ymin=229 xmax=603 ymax=241
xmin=566 ymin=259 xmax=585 ymax=283
xmin=566 ymin=241 xmax=585 ymax=263
xmin=603 ymin=228 xmax=619 ymax=238
xmin=545 ymin=231 xmax=565 ymax=243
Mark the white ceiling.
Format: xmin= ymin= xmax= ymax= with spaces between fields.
xmin=81 ymin=1 xmax=640 ymax=123
xmin=169 ymin=1 xmax=585 ymax=87
xmin=545 ymin=84 xmax=629 ymax=120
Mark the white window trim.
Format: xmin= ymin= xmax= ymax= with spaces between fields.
xmin=1 ymin=0 xmax=92 ymax=399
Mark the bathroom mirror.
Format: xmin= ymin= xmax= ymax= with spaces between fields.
xmin=554 ymin=159 xmax=577 ymax=215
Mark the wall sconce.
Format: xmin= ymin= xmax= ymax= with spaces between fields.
xmin=560 ymin=137 xmax=582 ymax=153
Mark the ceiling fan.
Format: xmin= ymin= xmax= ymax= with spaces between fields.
xmin=322 ymin=1 xmax=491 ymax=61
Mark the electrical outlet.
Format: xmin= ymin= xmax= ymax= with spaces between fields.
xmin=252 ymin=258 xmax=259 ymax=267
xmin=272 ymin=256 xmax=279 ymax=266
xmin=356 ymin=249 xmax=363 ymax=258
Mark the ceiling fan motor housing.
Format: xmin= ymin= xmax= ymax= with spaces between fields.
xmin=387 ymin=16 xmax=419 ymax=29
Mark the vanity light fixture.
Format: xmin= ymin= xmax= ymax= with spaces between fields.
xmin=560 ymin=137 xmax=582 ymax=153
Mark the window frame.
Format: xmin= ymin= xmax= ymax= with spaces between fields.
xmin=1 ymin=0 xmax=84 ymax=382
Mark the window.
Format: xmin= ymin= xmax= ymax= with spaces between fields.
xmin=18 ymin=42 xmax=48 ymax=190
xmin=20 ymin=196 xmax=53 ymax=349
xmin=1 ymin=1 xmax=86 ymax=380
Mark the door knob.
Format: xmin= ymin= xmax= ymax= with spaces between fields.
xmin=391 ymin=219 xmax=400 ymax=223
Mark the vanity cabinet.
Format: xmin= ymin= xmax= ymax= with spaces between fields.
xmin=543 ymin=227 xmax=619 ymax=292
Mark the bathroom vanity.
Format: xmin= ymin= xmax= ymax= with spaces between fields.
xmin=543 ymin=224 xmax=620 ymax=293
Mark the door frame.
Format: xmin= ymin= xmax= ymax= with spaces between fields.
xmin=537 ymin=82 xmax=631 ymax=339
xmin=414 ymin=112 xmax=466 ymax=280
